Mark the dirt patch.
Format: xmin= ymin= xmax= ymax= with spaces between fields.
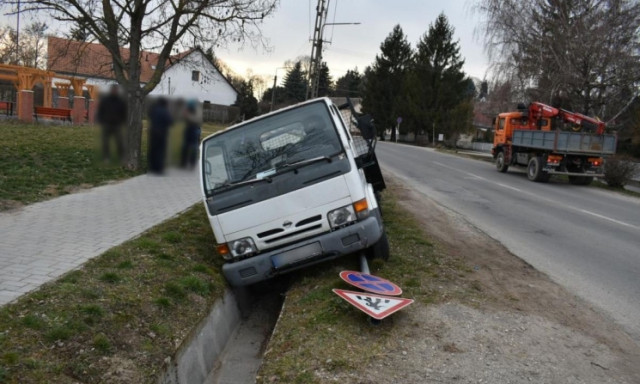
xmin=0 ymin=199 xmax=23 ymax=212
xmin=374 ymin=177 xmax=640 ymax=383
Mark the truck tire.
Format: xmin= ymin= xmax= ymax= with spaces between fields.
xmin=527 ymin=156 xmax=550 ymax=182
xmin=496 ymin=151 xmax=509 ymax=173
xmin=367 ymin=231 xmax=390 ymax=261
xmin=568 ymin=175 xmax=593 ymax=185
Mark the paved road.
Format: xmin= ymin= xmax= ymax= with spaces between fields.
xmin=0 ymin=169 xmax=201 ymax=306
xmin=377 ymin=142 xmax=640 ymax=342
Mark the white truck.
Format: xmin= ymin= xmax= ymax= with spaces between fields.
xmin=199 ymin=98 xmax=388 ymax=286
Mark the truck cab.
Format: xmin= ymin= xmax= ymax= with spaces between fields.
xmin=199 ymin=98 xmax=387 ymax=286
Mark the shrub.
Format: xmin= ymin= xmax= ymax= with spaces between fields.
xmin=604 ymin=156 xmax=638 ymax=188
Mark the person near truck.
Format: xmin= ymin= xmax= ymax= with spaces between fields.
xmin=96 ymin=84 xmax=127 ymax=162
xmin=147 ymin=97 xmax=173 ymax=174
xmin=180 ymin=99 xmax=202 ymax=169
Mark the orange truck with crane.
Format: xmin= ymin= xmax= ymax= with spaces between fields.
xmin=491 ymin=102 xmax=617 ymax=185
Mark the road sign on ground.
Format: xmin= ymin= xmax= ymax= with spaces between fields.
xmin=333 ymin=289 xmax=414 ymax=320
xmin=339 ymin=270 xmax=402 ymax=296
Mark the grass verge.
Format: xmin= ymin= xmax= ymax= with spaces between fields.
xmin=0 ymin=204 xmax=225 ymax=383
xmin=0 ymin=121 xmax=224 ymax=211
xmin=257 ymin=188 xmax=474 ymax=384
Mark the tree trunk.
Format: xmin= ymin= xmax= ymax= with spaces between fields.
xmin=123 ymin=88 xmax=144 ymax=171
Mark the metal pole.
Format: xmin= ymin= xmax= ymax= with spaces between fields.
xmin=16 ymin=0 xmax=20 ymax=64
xmin=270 ymin=74 xmax=277 ymax=112
xmin=359 ymin=253 xmax=370 ymax=274
xmin=432 ymin=121 xmax=435 ymax=146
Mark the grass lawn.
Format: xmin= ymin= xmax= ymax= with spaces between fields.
xmin=257 ymin=188 xmax=473 ymax=384
xmin=0 ymin=121 xmax=224 ymax=211
xmin=0 ymin=204 xmax=225 ymax=383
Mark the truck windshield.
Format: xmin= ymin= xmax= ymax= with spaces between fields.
xmin=202 ymin=102 xmax=344 ymax=195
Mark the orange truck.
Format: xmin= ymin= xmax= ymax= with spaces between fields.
xmin=491 ymin=102 xmax=617 ymax=185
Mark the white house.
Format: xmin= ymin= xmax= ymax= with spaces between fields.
xmin=47 ymin=37 xmax=238 ymax=105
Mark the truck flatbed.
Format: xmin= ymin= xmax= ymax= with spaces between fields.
xmin=512 ymin=129 xmax=616 ymax=155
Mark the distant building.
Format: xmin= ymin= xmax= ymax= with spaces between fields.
xmin=47 ymin=37 xmax=238 ymax=105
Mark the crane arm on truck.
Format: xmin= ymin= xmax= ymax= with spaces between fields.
xmin=528 ymin=101 xmax=606 ymax=134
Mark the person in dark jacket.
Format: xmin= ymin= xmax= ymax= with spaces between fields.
xmin=180 ymin=100 xmax=202 ymax=169
xmin=147 ymin=97 xmax=173 ymax=174
xmin=96 ymin=84 xmax=128 ymax=162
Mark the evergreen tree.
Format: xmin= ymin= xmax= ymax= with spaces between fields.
xmin=362 ymin=25 xmax=413 ymax=140
xmin=478 ymin=80 xmax=489 ymax=100
xmin=234 ymin=80 xmax=259 ymax=119
xmin=317 ymin=62 xmax=333 ymax=97
xmin=406 ymin=13 xmax=470 ymax=142
xmin=261 ymin=86 xmax=286 ymax=104
xmin=334 ymin=69 xmax=362 ymax=97
xmin=283 ymin=61 xmax=307 ymax=103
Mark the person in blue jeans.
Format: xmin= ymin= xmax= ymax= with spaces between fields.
xmin=181 ymin=100 xmax=201 ymax=169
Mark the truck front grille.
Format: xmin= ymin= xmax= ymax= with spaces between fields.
xmin=264 ymin=224 xmax=323 ymax=244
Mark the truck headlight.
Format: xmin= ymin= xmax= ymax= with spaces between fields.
xmin=228 ymin=237 xmax=257 ymax=258
xmin=328 ymin=205 xmax=357 ymax=229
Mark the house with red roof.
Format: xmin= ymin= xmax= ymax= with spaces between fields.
xmin=47 ymin=36 xmax=238 ymax=106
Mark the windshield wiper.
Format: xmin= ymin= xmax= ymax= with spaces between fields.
xmin=211 ymin=176 xmax=273 ymax=194
xmin=276 ymin=156 xmax=333 ymax=174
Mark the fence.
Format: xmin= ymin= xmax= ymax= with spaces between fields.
xmin=202 ymin=104 xmax=240 ymax=124
xmin=456 ymin=140 xmax=493 ymax=153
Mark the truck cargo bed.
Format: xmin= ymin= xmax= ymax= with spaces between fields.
xmin=512 ymin=129 xmax=616 ymax=155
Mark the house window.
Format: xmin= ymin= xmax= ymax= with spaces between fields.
xmin=192 ymin=70 xmax=200 ymax=81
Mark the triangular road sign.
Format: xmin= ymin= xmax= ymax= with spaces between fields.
xmin=333 ymin=289 xmax=414 ymax=320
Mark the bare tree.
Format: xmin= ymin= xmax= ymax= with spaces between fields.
xmin=8 ymin=0 xmax=278 ymax=169
xmin=0 ymin=21 xmax=48 ymax=68
xmin=475 ymin=0 xmax=640 ymax=119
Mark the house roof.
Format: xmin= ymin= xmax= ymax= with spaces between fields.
xmin=47 ymin=36 xmax=194 ymax=83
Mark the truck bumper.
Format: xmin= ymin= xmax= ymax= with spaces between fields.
xmin=222 ymin=209 xmax=383 ymax=287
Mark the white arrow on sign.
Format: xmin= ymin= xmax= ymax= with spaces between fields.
xmin=333 ymin=289 xmax=414 ymax=320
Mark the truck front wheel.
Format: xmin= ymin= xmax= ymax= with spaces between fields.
xmin=527 ymin=156 xmax=550 ymax=182
xmin=367 ymin=231 xmax=390 ymax=261
xmin=496 ymin=152 xmax=509 ymax=173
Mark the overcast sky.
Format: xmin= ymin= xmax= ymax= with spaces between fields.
xmin=0 ymin=0 xmax=489 ymax=84
xmin=222 ymin=0 xmax=489 ymax=84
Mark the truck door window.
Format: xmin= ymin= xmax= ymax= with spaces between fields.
xmin=204 ymin=145 xmax=229 ymax=191
xmin=498 ymin=118 xmax=505 ymax=131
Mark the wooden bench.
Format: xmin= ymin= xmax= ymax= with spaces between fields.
xmin=0 ymin=101 xmax=13 ymax=116
xmin=34 ymin=106 xmax=72 ymax=122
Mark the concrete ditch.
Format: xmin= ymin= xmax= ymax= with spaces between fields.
xmin=158 ymin=283 xmax=285 ymax=384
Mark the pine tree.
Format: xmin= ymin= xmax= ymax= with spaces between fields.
xmin=282 ymin=61 xmax=307 ymax=103
xmin=362 ymin=25 xmax=413 ymax=140
xmin=234 ymin=80 xmax=259 ymax=119
xmin=317 ymin=62 xmax=332 ymax=97
xmin=410 ymin=13 xmax=470 ymax=142
xmin=334 ymin=69 xmax=362 ymax=97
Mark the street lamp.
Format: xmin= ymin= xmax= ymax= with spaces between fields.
xmin=307 ymin=22 xmax=360 ymax=99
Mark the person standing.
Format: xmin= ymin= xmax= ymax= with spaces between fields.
xmin=181 ymin=100 xmax=202 ymax=169
xmin=96 ymin=84 xmax=127 ymax=162
xmin=147 ymin=97 xmax=173 ymax=174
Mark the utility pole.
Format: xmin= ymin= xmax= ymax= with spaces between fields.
xmin=270 ymin=73 xmax=277 ymax=112
xmin=16 ymin=0 xmax=20 ymax=64
xmin=306 ymin=0 xmax=329 ymax=100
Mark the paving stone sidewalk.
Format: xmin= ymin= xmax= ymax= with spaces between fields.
xmin=0 ymin=169 xmax=202 ymax=306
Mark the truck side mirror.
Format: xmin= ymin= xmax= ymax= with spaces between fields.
xmin=204 ymin=160 xmax=212 ymax=175
xmin=537 ymin=119 xmax=544 ymax=129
